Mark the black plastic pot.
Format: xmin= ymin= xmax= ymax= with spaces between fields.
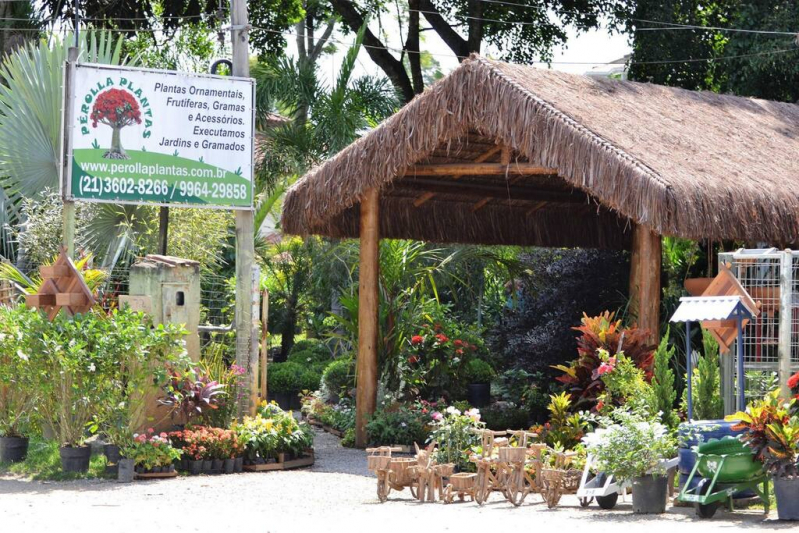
xmin=466 ymin=383 xmax=490 ymax=408
xmin=117 ymin=458 xmax=135 ymax=483
xmin=0 ymin=436 xmax=29 ymax=463
xmin=188 ymin=459 xmax=203 ymax=475
xmin=202 ymin=459 xmax=213 ymax=473
xmin=631 ymin=475 xmax=668 ymax=514
xmin=223 ymin=458 xmax=235 ymax=474
xmin=59 ymin=445 xmax=91 ymax=473
xmin=212 ymin=459 xmax=223 ymax=473
xmin=774 ymin=476 xmax=799 ymax=520
xmin=103 ymin=444 xmax=121 ymax=465
xmin=234 ymin=456 xmax=244 ymax=473
xmin=274 ymin=392 xmax=293 ymax=410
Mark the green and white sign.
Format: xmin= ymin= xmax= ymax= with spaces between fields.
xmin=66 ymin=63 xmax=254 ymax=209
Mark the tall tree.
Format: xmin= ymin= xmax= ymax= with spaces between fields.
xmin=330 ymin=0 xmax=616 ymax=103
xmin=620 ymin=1 xmax=799 ymax=101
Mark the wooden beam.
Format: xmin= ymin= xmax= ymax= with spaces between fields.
xmin=471 ymin=197 xmax=491 ymax=212
xmin=398 ymin=178 xmax=587 ymax=204
xmin=405 ymin=162 xmax=557 ymax=177
xmin=526 ymin=201 xmax=548 ymax=215
xmin=356 ymin=188 xmax=380 ymax=448
xmin=413 ymin=145 xmax=503 ymax=207
xmin=629 ymin=224 xmax=662 ymax=343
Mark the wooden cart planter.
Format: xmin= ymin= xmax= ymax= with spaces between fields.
xmin=444 ymin=473 xmax=478 ymax=503
xmin=367 ymin=447 xmax=421 ymax=503
xmin=243 ymin=449 xmax=315 ymax=472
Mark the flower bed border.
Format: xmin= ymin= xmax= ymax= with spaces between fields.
xmin=243 ymin=450 xmax=315 ymax=472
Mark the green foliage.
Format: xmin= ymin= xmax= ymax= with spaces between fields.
xmin=594 ymin=350 xmax=658 ymax=417
xmin=464 ymin=359 xmax=495 ymax=384
xmin=322 ymin=358 xmax=356 ymax=397
xmin=235 ymin=402 xmax=314 ymax=462
xmin=0 ymin=306 xmax=44 ymax=437
xmin=683 ymin=331 xmax=724 ymax=420
xmin=480 ymin=404 xmax=529 ymax=431
xmin=428 ymin=407 xmax=484 ymax=472
xmin=366 ymin=407 xmax=430 ymax=447
xmin=0 ymin=437 xmax=107 ymax=481
xmin=287 ymin=339 xmax=332 ymax=365
xmin=652 ymin=329 xmax=680 ymax=428
xmin=267 ymin=362 xmax=307 ymax=394
xmin=531 ymin=392 xmax=589 ymax=450
xmin=583 ymin=409 xmax=677 ymax=482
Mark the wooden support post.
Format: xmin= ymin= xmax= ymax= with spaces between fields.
xmin=629 ymin=223 xmax=662 ymax=343
xmin=356 ymin=188 xmax=380 ymax=448
xmin=158 ymin=206 xmax=169 ymax=256
xmin=260 ymin=288 xmax=269 ymax=402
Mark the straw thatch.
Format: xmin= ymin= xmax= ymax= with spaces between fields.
xmin=282 ymin=54 xmax=799 ymax=248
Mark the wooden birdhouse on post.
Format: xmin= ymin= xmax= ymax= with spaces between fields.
xmin=25 ymin=248 xmax=95 ymax=319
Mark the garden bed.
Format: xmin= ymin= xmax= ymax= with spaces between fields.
xmin=243 ymin=450 xmax=315 ymax=472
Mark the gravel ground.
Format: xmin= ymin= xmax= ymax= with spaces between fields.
xmin=0 ymin=430 xmax=791 ymax=532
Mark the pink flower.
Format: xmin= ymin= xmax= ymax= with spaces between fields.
xmin=431 ymin=412 xmax=443 ymax=421
xmin=596 ymin=363 xmax=614 ymax=376
xmin=147 ymin=427 xmax=154 ymax=434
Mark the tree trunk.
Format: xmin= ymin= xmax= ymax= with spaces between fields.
xmin=106 ymin=126 xmax=129 ymax=159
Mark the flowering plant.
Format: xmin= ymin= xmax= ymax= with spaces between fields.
xmin=593 ymin=350 xmax=658 ymax=417
xmin=401 ymin=321 xmax=482 ymax=400
xmin=170 ymin=426 xmax=243 ymax=461
xmin=428 ymin=406 xmax=484 ymax=472
xmin=0 ymin=305 xmax=43 ymax=437
xmin=234 ymin=402 xmax=313 ymax=463
xmin=128 ymin=428 xmax=182 ymax=470
xmin=582 ymin=409 xmax=676 ymax=482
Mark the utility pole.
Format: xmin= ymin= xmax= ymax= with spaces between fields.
xmin=230 ymin=0 xmax=258 ymax=416
xmin=62 ymin=1 xmax=80 ymax=259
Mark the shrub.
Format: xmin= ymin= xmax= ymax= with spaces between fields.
xmin=366 ymin=406 xmax=430 ymax=446
xmin=481 ymin=403 xmax=529 ymax=430
xmin=267 ymin=362 xmax=306 ymax=394
xmin=682 ymin=330 xmax=723 ymax=420
xmin=554 ymin=312 xmax=655 ymax=410
xmin=0 ymin=305 xmax=43 ymax=437
xmin=583 ymin=409 xmax=677 ymax=482
xmin=287 ymin=339 xmax=331 ymax=365
xmin=300 ymin=366 xmax=323 ymax=392
xmin=596 ymin=350 xmax=658 ymax=417
xmin=652 ymin=329 xmax=680 ymax=428
xmin=464 ymin=358 xmax=495 ymax=384
xmin=531 ymin=392 xmax=588 ymax=449
xmin=428 ymin=407 xmax=484 ymax=472
xmin=322 ymin=358 xmax=355 ymax=396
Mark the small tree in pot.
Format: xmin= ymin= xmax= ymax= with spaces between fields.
xmin=729 ymin=385 xmax=799 ymax=521
xmin=0 ymin=306 xmax=42 ymax=463
xmin=464 ymin=359 xmax=495 ymax=407
xmin=583 ymin=409 xmax=677 ymax=514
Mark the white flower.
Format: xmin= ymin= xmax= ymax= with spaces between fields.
xmin=88 ymin=363 xmax=96 ymax=372
xmin=466 ymin=408 xmax=481 ymax=422
xmin=16 ymin=350 xmax=28 ymax=361
xmin=445 ymin=406 xmax=461 ymax=416
xmin=400 ymin=422 xmax=407 ymax=428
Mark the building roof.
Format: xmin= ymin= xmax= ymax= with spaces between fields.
xmin=282 ymin=54 xmax=799 ymax=248
xmin=670 ymin=296 xmax=754 ymax=323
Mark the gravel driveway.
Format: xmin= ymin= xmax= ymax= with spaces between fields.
xmin=0 ymin=430 xmax=790 ymax=532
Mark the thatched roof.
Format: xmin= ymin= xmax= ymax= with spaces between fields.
xmin=282 ymin=55 xmax=799 ymax=248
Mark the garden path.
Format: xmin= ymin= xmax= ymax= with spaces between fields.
xmin=0 ymin=430 xmax=789 ymax=532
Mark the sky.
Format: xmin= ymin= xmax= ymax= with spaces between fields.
xmin=304 ymin=19 xmax=633 ymax=87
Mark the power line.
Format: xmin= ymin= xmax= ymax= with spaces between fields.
xmin=0 ymin=21 xmax=796 ymax=67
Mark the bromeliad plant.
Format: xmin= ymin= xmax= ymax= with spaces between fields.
xmin=728 ymin=389 xmax=799 ymax=477
xmin=159 ymin=365 xmax=226 ymax=425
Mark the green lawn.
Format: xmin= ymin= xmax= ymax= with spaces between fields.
xmin=0 ymin=438 xmax=109 ymax=481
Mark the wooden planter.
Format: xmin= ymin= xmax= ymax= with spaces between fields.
xmin=243 ymin=450 xmax=315 ymax=472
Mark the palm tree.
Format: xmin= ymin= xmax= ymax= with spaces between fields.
xmin=0 ymin=31 xmax=144 ymax=266
xmin=252 ymin=25 xmax=399 ymax=234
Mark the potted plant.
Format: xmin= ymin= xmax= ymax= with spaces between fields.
xmin=129 ymin=429 xmax=182 ymax=475
xmin=464 ymin=359 xmax=495 ymax=407
xmin=729 ymin=386 xmax=799 ymax=520
xmin=583 ymin=409 xmax=677 ymax=514
xmin=158 ymin=365 xmax=226 ymax=426
xmin=0 ymin=305 xmax=41 ymax=463
xmin=267 ymin=362 xmax=305 ymax=410
xmin=428 ymin=406 xmax=484 ymax=472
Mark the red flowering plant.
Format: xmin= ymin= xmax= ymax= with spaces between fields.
xmin=170 ymin=426 xmax=242 ymax=461
xmin=789 ymin=371 xmax=799 ymax=416
xmin=90 ymin=88 xmax=142 ymax=159
xmin=400 ymin=317 xmax=485 ymax=400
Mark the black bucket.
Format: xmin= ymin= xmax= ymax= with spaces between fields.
xmin=59 ymin=445 xmax=91 ymax=473
xmin=466 ymin=383 xmax=491 ymax=408
xmin=0 ymin=436 xmax=29 ymax=463
xmin=774 ymin=477 xmax=799 ymax=521
xmin=103 ymin=444 xmax=121 ymax=464
xmin=631 ymin=475 xmax=668 ymax=514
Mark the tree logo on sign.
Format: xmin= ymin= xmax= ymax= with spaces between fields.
xmin=90 ymin=88 xmax=142 ymax=159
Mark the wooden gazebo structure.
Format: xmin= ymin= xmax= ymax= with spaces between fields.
xmin=282 ymin=55 xmax=799 ymax=446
